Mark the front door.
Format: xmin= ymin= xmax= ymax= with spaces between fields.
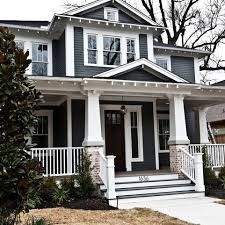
xmin=105 ymin=110 xmax=126 ymax=172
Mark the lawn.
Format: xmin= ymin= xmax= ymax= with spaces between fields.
xmin=22 ymin=208 xmax=194 ymax=225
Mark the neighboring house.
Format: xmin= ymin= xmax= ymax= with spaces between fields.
xmin=2 ymin=0 xmax=225 ymax=206
xmin=207 ymin=80 xmax=225 ymax=143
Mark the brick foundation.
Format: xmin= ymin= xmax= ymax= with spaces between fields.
xmin=170 ymin=145 xmax=188 ymax=175
xmin=86 ymin=146 xmax=103 ymax=184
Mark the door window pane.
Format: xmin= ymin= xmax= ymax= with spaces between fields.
xmin=130 ymin=112 xmax=139 ymax=158
xmin=158 ymin=119 xmax=170 ymax=151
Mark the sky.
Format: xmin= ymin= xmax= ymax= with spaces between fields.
xmin=0 ymin=0 xmax=224 ymax=83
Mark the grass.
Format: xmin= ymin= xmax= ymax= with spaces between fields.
xmin=21 ymin=207 xmax=195 ymax=225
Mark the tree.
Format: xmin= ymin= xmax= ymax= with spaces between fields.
xmin=141 ymin=0 xmax=225 ymax=72
xmin=0 ymin=27 xmax=43 ymax=224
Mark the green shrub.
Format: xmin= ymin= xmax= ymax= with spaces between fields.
xmin=75 ymin=150 xmax=95 ymax=198
xmin=219 ymin=166 xmax=225 ymax=180
xmin=61 ymin=176 xmax=77 ymax=198
xmin=52 ymin=187 xmax=69 ymax=205
xmin=25 ymin=217 xmax=51 ymax=225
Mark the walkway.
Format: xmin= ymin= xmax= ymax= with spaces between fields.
xmin=119 ymin=197 xmax=225 ymax=225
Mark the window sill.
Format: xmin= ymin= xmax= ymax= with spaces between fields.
xmin=159 ymin=150 xmax=170 ymax=153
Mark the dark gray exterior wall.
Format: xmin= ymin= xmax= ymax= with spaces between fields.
xmin=72 ymin=100 xmax=85 ymax=147
xmin=171 ymin=56 xmax=195 ymax=83
xmin=139 ymin=34 xmax=148 ymax=59
xmin=52 ymin=31 xmax=66 ymax=76
xmin=74 ymin=27 xmax=110 ymax=77
xmin=53 ymin=102 xmax=67 ymax=147
xmin=185 ymin=108 xmax=200 ymax=144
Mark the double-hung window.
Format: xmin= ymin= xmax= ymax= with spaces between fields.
xmin=103 ymin=36 xmax=121 ymax=65
xmin=127 ymin=39 xmax=136 ymax=63
xmin=156 ymin=58 xmax=168 ymax=70
xmin=87 ymin=34 xmax=97 ymax=64
xmin=104 ymin=7 xmax=119 ymax=22
xmin=32 ymin=43 xmax=48 ymax=75
xmin=158 ymin=116 xmax=170 ymax=151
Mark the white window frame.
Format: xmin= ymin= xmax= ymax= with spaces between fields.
xmin=15 ymin=40 xmax=25 ymax=50
xmin=83 ymin=28 xmax=140 ymax=67
xmin=157 ymin=114 xmax=170 ymax=153
xmin=126 ymin=38 xmax=136 ymax=63
xmin=104 ymin=7 xmax=119 ymax=22
xmin=32 ymin=110 xmax=53 ymax=148
xmin=32 ymin=42 xmax=49 ymax=76
xmin=155 ymin=55 xmax=171 ymax=71
xmin=100 ymin=105 xmax=143 ymax=172
xmin=87 ymin=34 xmax=98 ymax=65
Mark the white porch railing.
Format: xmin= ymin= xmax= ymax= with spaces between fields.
xmin=189 ymin=144 xmax=225 ymax=168
xmin=180 ymin=147 xmax=205 ymax=192
xmin=31 ymin=147 xmax=84 ymax=177
xmin=99 ymin=151 xmax=116 ymax=199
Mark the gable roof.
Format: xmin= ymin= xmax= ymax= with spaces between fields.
xmin=94 ymin=58 xmax=189 ymax=83
xmin=64 ymin=0 xmax=161 ymax=27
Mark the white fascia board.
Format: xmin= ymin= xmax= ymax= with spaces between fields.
xmin=94 ymin=58 xmax=188 ymax=83
xmin=65 ymin=0 xmax=161 ymax=27
xmin=0 ymin=23 xmax=49 ymax=32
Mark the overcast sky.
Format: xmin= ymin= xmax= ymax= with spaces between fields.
xmin=1 ymin=0 xmax=224 ymax=82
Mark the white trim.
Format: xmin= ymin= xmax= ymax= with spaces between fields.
xmin=153 ymin=100 xmax=159 ymax=170
xmin=147 ymin=33 xmax=154 ymax=61
xmin=34 ymin=110 xmax=53 ymax=147
xmin=100 ymin=104 xmax=144 ymax=171
xmin=154 ymin=54 xmax=171 ymax=71
xmin=94 ymin=58 xmax=188 ymax=83
xmin=194 ymin=57 xmax=201 ymax=84
xmin=67 ymin=96 xmax=72 ymax=147
xmin=83 ymin=28 xmax=140 ymax=67
xmin=104 ymin=7 xmax=119 ymax=22
xmin=65 ymin=0 xmax=161 ymax=27
xmin=65 ymin=24 xmax=75 ymax=77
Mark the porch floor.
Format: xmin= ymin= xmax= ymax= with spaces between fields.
xmin=115 ymin=170 xmax=172 ymax=177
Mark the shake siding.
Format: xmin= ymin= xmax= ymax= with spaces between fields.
xmin=171 ymin=56 xmax=195 ymax=83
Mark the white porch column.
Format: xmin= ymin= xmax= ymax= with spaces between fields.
xmin=194 ymin=153 xmax=205 ymax=192
xmin=168 ymin=95 xmax=190 ymax=145
xmin=199 ymin=108 xmax=210 ymax=144
xmin=82 ymin=91 xmax=104 ymax=147
xmin=65 ymin=24 xmax=75 ymax=77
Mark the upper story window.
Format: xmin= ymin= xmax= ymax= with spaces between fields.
xmin=104 ymin=7 xmax=119 ymax=22
xmin=103 ymin=36 xmax=121 ymax=65
xmin=127 ymin=39 xmax=136 ymax=63
xmin=156 ymin=58 xmax=168 ymax=70
xmin=15 ymin=41 xmax=24 ymax=50
xmin=88 ymin=34 xmax=97 ymax=64
xmin=32 ymin=43 xmax=48 ymax=75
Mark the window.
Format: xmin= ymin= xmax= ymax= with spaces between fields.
xmin=104 ymin=7 xmax=119 ymax=21
xmin=32 ymin=116 xmax=49 ymax=148
xmin=127 ymin=39 xmax=136 ymax=63
xmin=158 ymin=118 xmax=170 ymax=151
xmin=15 ymin=41 xmax=24 ymax=50
xmin=88 ymin=34 xmax=97 ymax=64
xmin=32 ymin=43 xmax=48 ymax=75
xmin=156 ymin=58 xmax=168 ymax=70
xmin=130 ymin=112 xmax=139 ymax=158
xmin=103 ymin=36 xmax=121 ymax=65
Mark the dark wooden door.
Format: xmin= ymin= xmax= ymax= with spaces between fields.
xmin=105 ymin=110 xmax=126 ymax=172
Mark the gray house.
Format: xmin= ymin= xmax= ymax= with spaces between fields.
xmin=3 ymin=0 xmax=225 ymax=206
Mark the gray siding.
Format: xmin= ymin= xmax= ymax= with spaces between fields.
xmin=185 ymin=108 xmax=200 ymax=144
xmin=52 ymin=31 xmax=66 ymax=76
xmin=74 ymin=27 xmax=111 ymax=77
xmin=114 ymin=68 xmax=172 ymax=82
xmin=171 ymin=56 xmax=195 ymax=83
xmin=53 ymin=102 xmax=67 ymax=147
xmin=139 ymin=34 xmax=148 ymax=59
xmin=72 ymin=100 xmax=85 ymax=147
xmin=77 ymin=2 xmax=146 ymax=25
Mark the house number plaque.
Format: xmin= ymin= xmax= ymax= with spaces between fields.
xmin=139 ymin=176 xmax=150 ymax=182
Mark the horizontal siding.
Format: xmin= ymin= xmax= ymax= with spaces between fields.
xmin=171 ymin=56 xmax=195 ymax=83
xmin=139 ymin=34 xmax=148 ymax=59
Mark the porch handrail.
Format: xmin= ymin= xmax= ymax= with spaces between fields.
xmin=99 ymin=151 xmax=116 ymax=199
xmin=180 ymin=147 xmax=196 ymax=183
xmin=31 ymin=147 xmax=84 ymax=177
xmin=180 ymin=147 xmax=205 ymax=192
xmin=189 ymin=144 xmax=225 ymax=168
